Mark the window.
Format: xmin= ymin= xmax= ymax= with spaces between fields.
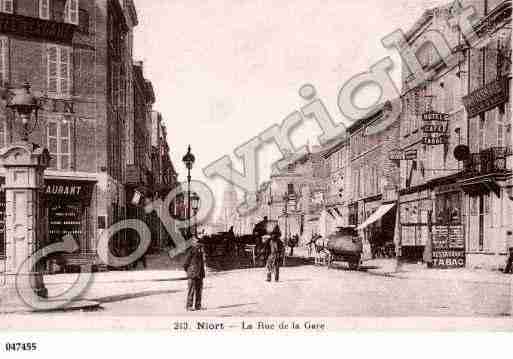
xmin=47 ymin=119 xmax=71 ymax=170
xmin=0 ymin=0 xmax=13 ymax=13
xmin=0 ymin=119 xmax=7 ymax=148
xmin=287 ymin=183 xmax=294 ymax=196
xmin=47 ymin=45 xmax=72 ymax=97
xmin=39 ymin=0 xmax=50 ymax=19
xmin=478 ymin=114 xmax=486 ymax=151
xmin=497 ymin=106 xmax=508 ymax=148
xmin=0 ymin=36 xmax=8 ymax=86
xmin=65 ymin=0 xmax=79 ymax=25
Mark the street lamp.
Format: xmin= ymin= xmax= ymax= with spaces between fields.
xmin=182 ymin=145 xmax=195 ymax=239
xmin=7 ymin=82 xmax=40 ymax=142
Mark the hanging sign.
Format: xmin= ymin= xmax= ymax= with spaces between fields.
xmin=389 ymin=149 xmax=417 ymax=161
xmin=462 ymin=77 xmax=508 ymax=119
xmin=422 ymin=111 xmax=449 ymax=145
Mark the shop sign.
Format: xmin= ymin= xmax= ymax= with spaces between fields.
xmin=40 ymin=98 xmax=75 ymax=114
xmin=389 ymin=149 xmax=417 ymax=161
xmin=422 ymin=112 xmax=449 ymax=121
xmin=462 ymin=78 xmax=509 ymax=119
xmin=46 ymin=184 xmax=83 ymax=197
xmin=422 ymin=134 xmax=448 ymax=145
xmin=44 ymin=180 xmax=95 ymax=203
xmin=422 ymin=111 xmax=449 ymax=146
xmin=432 ymin=225 xmax=465 ymax=268
xmin=0 ymin=12 xmax=76 ymax=43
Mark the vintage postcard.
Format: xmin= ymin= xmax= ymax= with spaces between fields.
xmin=0 ymin=0 xmax=512 ymax=339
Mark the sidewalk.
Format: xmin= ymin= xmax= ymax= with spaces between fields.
xmin=295 ymin=246 xmax=512 ymax=285
xmin=364 ymin=258 xmax=513 ymax=285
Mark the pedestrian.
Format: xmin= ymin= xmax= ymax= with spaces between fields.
xmin=503 ymin=231 xmax=513 ymax=274
xmin=183 ymin=238 xmax=206 ymax=311
xmin=505 ymin=247 xmax=513 ymax=274
xmin=266 ymin=224 xmax=283 ymax=282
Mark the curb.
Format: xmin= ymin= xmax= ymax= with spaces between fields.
xmin=0 ymin=300 xmax=101 ymax=314
xmin=366 ymin=268 xmax=512 ymax=286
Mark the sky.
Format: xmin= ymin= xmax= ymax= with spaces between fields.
xmin=132 ymin=0 xmax=448 ymax=212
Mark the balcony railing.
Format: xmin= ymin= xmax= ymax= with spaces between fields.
xmin=464 ymin=146 xmax=512 ymax=176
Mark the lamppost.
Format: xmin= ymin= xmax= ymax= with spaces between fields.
xmin=1 ymin=82 xmax=51 ymax=307
xmin=182 ymin=145 xmax=195 ymax=239
xmin=191 ymin=193 xmax=200 ymax=237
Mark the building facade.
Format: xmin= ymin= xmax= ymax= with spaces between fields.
xmin=321 ymin=136 xmax=351 ymax=235
xmin=347 ymin=101 xmax=401 ymax=256
xmin=397 ymin=0 xmax=512 ymax=269
xmin=240 ymin=147 xmax=329 ymax=244
xmin=0 ymin=0 xmax=179 ymax=271
xmin=0 ymin=0 xmax=140 ymax=270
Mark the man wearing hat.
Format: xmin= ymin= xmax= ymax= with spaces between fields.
xmin=265 ymin=223 xmax=283 ymax=282
xmin=183 ymin=238 xmax=206 ymax=311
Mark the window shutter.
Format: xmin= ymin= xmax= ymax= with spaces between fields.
xmin=47 ymin=45 xmax=58 ymax=94
xmin=39 ymin=0 xmax=50 ymax=20
xmin=0 ymin=37 xmax=8 ymax=86
xmin=62 ymin=47 xmax=72 ymax=96
xmin=3 ymin=0 xmax=13 ymax=13
xmin=66 ymin=0 xmax=79 ymax=25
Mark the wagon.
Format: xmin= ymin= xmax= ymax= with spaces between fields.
xmin=315 ymin=226 xmax=363 ymax=270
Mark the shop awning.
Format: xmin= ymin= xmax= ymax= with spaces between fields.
xmin=357 ymin=203 xmax=396 ymax=231
xmin=459 ymin=176 xmax=501 ymax=197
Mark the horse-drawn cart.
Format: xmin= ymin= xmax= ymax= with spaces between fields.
xmin=314 ymin=226 xmax=363 ymax=270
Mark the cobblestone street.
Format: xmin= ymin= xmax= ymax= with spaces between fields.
xmin=1 ymin=262 xmax=509 ymax=322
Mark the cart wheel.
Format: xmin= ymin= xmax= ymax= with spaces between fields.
xmin=327 ymin=254 xmax=333 ymax=268
xmin=349 ymin=255 xmax=361 ymax=271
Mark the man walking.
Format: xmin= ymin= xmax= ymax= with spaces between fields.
xmin=266 ymin=224 xmax=283 ymax=282
xmin=183 ymin=238 xmax=205 ymax=311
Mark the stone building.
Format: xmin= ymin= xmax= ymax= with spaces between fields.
xmin=347 ymin=101 xmax=401 ymax=255
xmin=397 ymin=0 xmax=511 ymax=268
xmin=321 ymin=136 xmax=351 ymax=235
xmin=242 ymin=147 xmax=329 ymax=244
xmin=0 ymin=0 xmax=148 ymax=270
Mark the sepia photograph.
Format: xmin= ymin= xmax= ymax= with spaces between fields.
xmin=0 ymin=0 xmax=511 ymax=341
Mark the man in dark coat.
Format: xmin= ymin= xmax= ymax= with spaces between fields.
xmin=253 ymin=216 xmax=269 ymax=237
xmin=266 ymin=225 xmax=283 ymax=282
xmin=183 ymin=239 xmax=206 ymax=311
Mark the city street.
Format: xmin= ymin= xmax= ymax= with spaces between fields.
xmin=8 ymin=262 xmax=511 ymax=319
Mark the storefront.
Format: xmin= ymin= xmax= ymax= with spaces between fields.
xmin=357 ymin=197 xmax=397 ymax=258
xmin=0 ymin=177 xmax=96 ymax=269
xmin=432 ymin=183 xmax=465 ymax=268
xmin=399 ymin=187 xmax=431 ymax=262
